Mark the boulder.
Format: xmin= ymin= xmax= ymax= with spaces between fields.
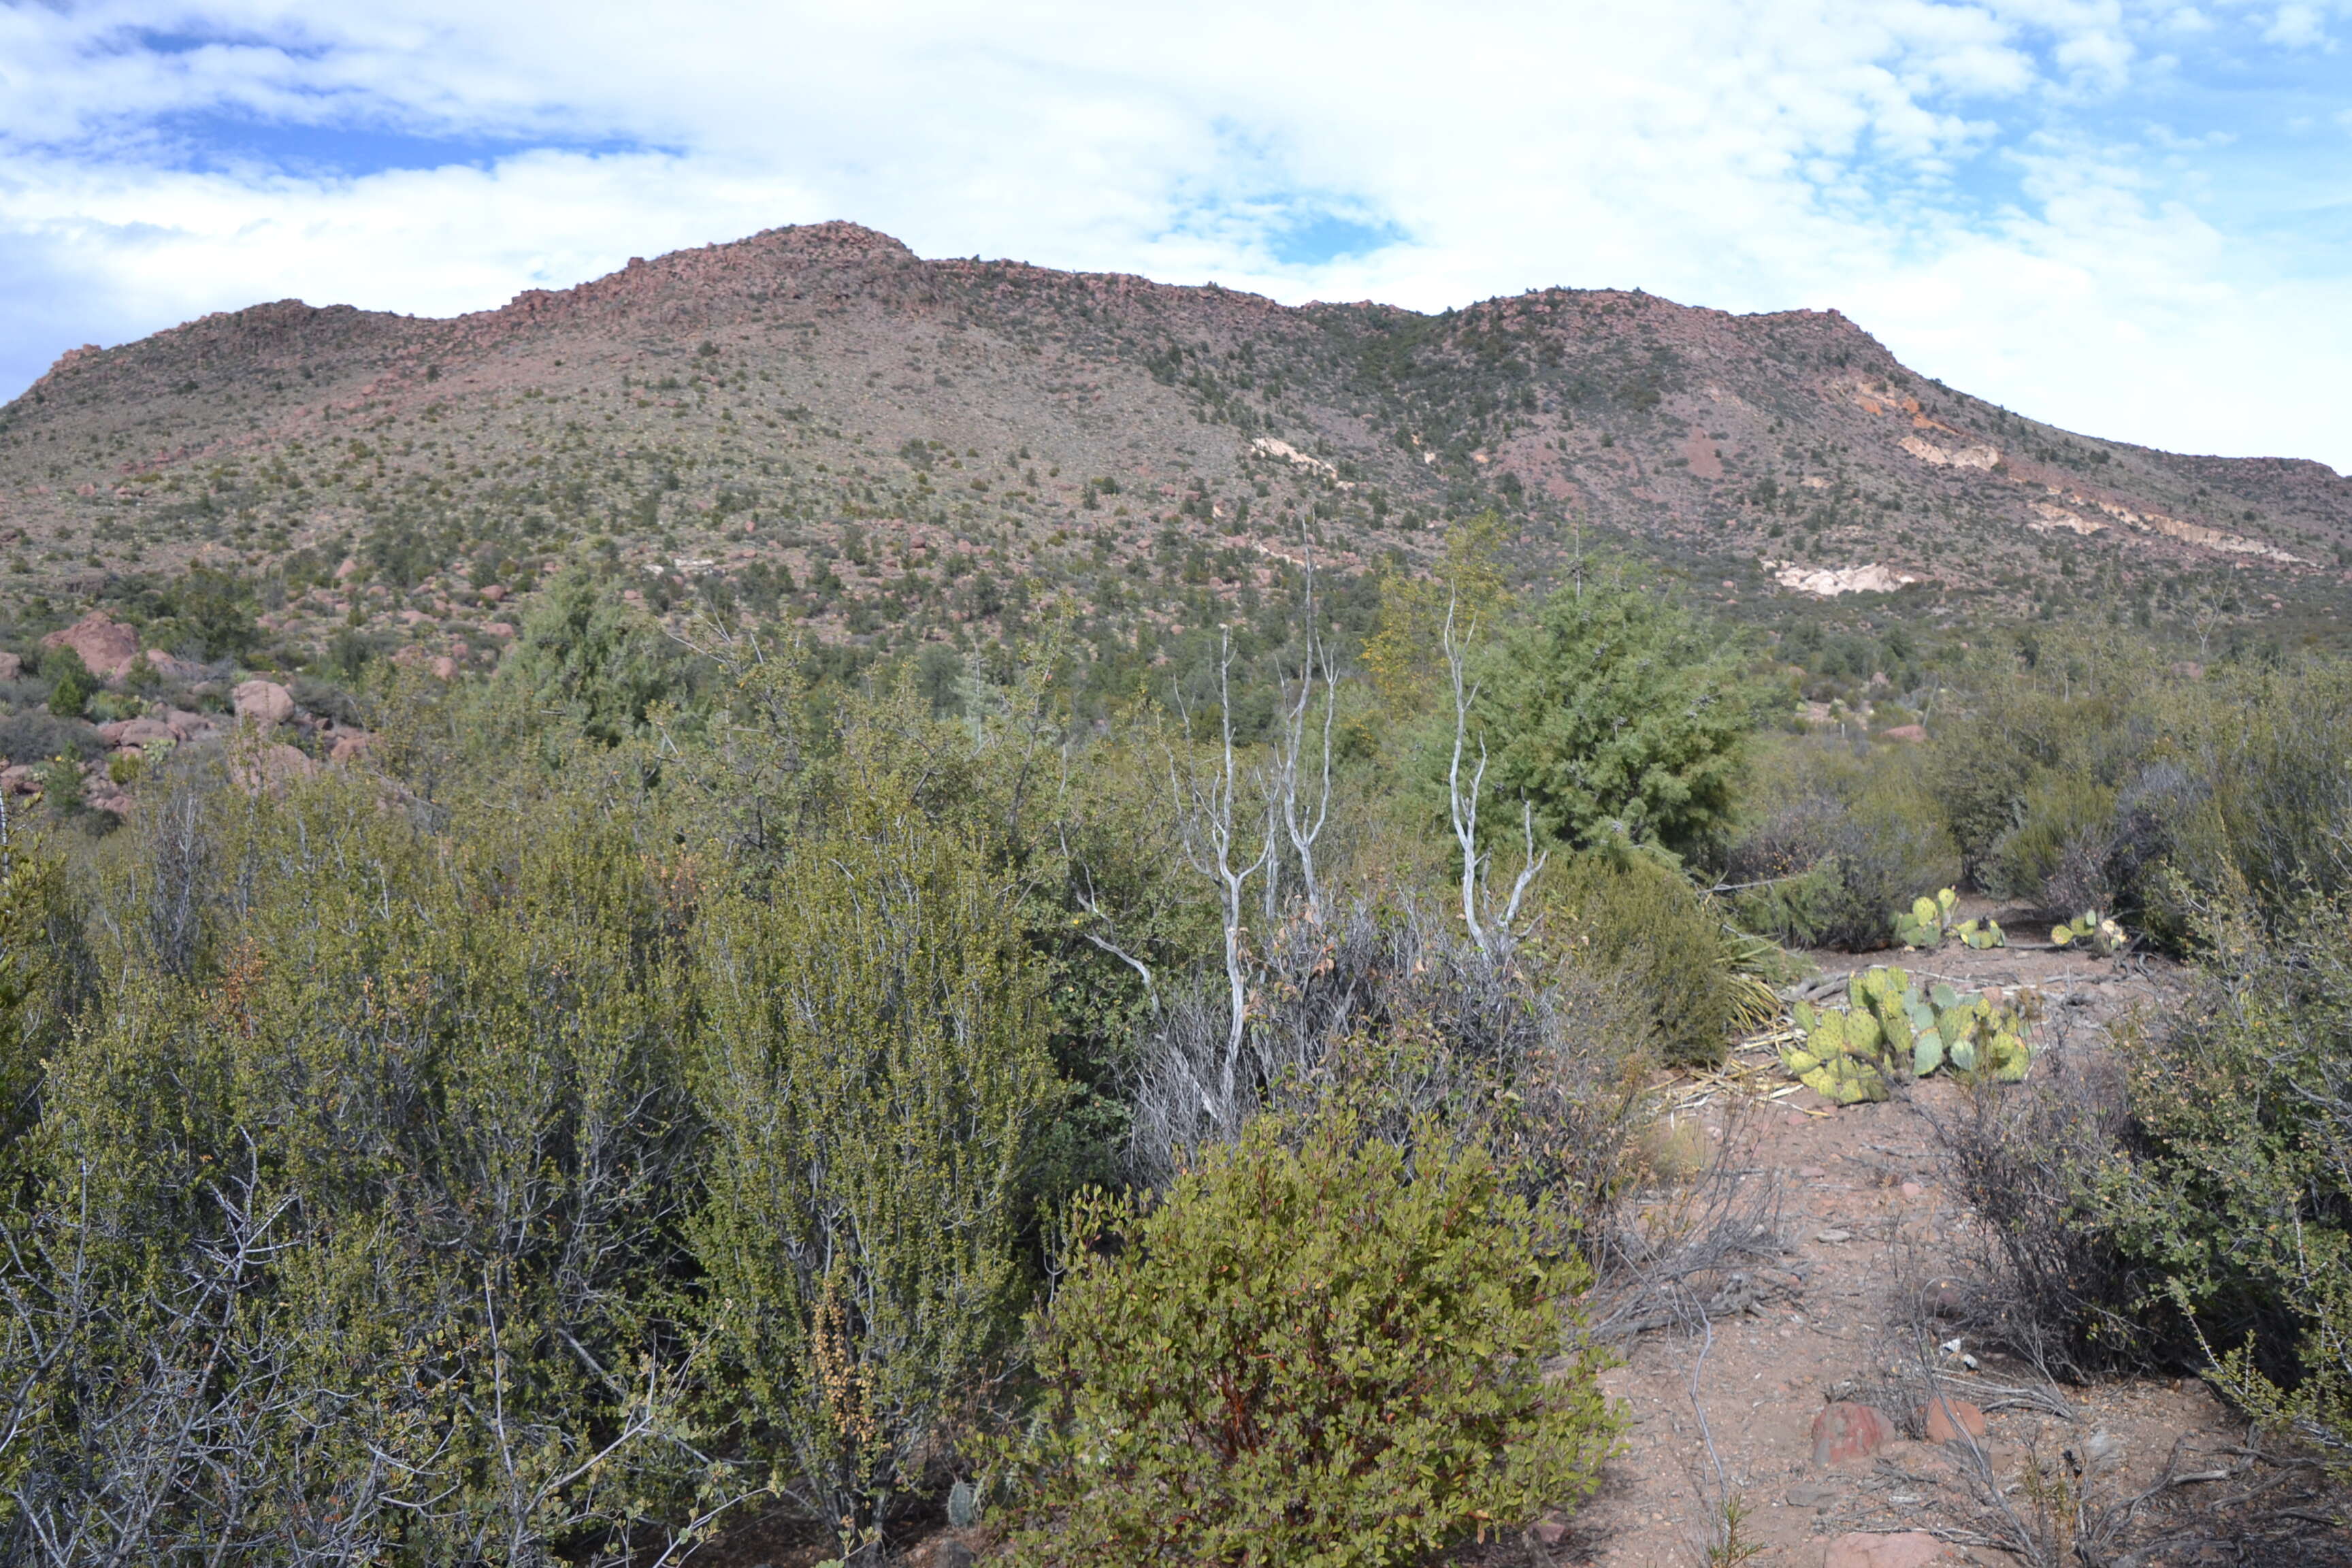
xmin=328 ymin=732 xmax=372 ymax=764
xmin=1823 ymin=1532 xmax=1952 ymax=1568
xmin=165 ymin=708 xmax=220 ymax=740
xmin=142 ymin=649 xmax=208 ymax=683
xmin=232 ymin=680 xmax=296 ymax=728
xmin=1922 ymin=1396 xmax=1987 ymax=1445
xmin=231 ymin=742 xmax=317 ymax=792
xmin=119 ymin=717 xmax=177 ymax=747
xmin=429 ymin=656 xmax=459 ymax=681
xmin=0 ymin=765 xmax=39 ymax=796
xmin=0 ymin=651 xmax=18 ymax=681
xmin=42 ymin=612 xmax=140 ymax=681
xmin=100 ymin=717 xmax=176 ymax=748
xmin=1812 ymin=1402 xmax=1897 ymax=1465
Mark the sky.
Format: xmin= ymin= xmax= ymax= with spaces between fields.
xmin=1 ymin=1 xmax=2348 ymax=470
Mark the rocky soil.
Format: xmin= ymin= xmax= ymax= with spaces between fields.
xmin=1544 ymin=928 xmax=2351 ymax=1568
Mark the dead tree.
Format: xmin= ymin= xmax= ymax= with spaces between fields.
xmin=1268 ymin=534 xmax=1338 ymax=924
xmin=1442 ymin=593 xmax=1546 ymax=957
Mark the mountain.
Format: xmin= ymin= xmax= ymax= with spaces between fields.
xmin=2 ymin=219 xmax=2347 ymax=672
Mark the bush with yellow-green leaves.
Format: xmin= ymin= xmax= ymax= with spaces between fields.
xmin=996 ymin=1113 xmax=1622 ymax=1568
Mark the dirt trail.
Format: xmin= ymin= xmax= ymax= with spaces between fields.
xmin=1550 ymin=932 xmax=2283 ymax=1568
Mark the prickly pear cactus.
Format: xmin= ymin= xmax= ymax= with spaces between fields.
xmin=1895 ymin=888 xmax=2006 ymax=951
xmin=1782 ymin=964 xmax=2034 ymax=1101
xmin=1894 ymin=888 xmax=1959 ymax=949
xmin=2052 ymin=911 xmax=2127 ymax=958
xmin=1956 ymin=917 xmax=2005 ymax=949
xmin=1782 ymin=999 xmax=1891 ymax=1104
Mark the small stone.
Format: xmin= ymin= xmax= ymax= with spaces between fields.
xmin=1815 ymin=1228 xmax=1853 ymax=1243
xmin=1922 ymin=1396 xmax=1987 ymax=1444
xmin=1785 ymin=1482 xmax=1840 ymax=1508
xmin=1901 ymin=1181 xmax=1924 ymax=1198
xmin=2081 ymin=1429 xmax=2123 ymax=1465
xmin=1823 ymin=1531 xmax=1951 ymax=1568
xmin=1797 ymin=1165 xmax=1828 ymax=1179
xmin=1812 ymin=1402 xmax=1897 ymax=1465
xmin=1531 ymin=1514 xmax=1570 ymax=1546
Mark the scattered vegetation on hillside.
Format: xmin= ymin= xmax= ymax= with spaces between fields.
xmin=0 ymin=510 xmax=2347 ymax=1562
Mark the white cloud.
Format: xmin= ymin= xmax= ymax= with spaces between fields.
xmin=0 ymin=0 xmax=2347 ymax=470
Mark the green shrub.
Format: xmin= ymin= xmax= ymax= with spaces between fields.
xmin=1548 ymin=849 xmax=1736 ymax=1065
xmin=501 ymin=561 xmax=710 ymax=746
xmin=1725 ymin=737 xmax=1956 ymax=951
xmin=1000 ymin=1115 xmax=1620 ymax=1567
xmin=43 ymin=644 xmax=90 ymax=719
xmin=1987 ymin=770 xmax=2115 ymax=911
xmin=2103 ymin=886 xmax=2352 ymax=1475
xmin=691 ymin=818 xmax=1065 ymax=1561
xmin=1471 ymin=572 xmax=1760 ymax=862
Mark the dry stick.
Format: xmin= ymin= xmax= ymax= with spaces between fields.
xmin=1683 ymin=1309 xmax=1747 ymax=1567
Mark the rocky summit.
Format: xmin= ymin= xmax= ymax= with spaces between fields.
xmin=2 ymin=219 xmax=2349 ymax=672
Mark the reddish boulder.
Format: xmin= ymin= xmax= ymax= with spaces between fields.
xmin=1812 ymin=1402 xmax=1897 ymax=1465
xmin=231 ymin=742 xmax=317 ymax=792
xmin=42 ymin=612 xmax=140 ymax=680
xmin=142 ymin=649 xmax=208 ymax=683
xmin=232 ymin=680 xmax=295 ymax=728
xmin=1923 ymin=1396 xmax=1987 ymax=1445
xmin=0 ymin=651 xmax=18 ymax=681
xmin=100 ymin=717 xmax=176 ymax=748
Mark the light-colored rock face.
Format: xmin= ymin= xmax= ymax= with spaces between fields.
xmin=231 ymin=679 xmax=296 ymax=727
xmin=1899 ymin=433 xmax=2002 ymax=471
xmin=0 ymin=652 xmax=19 ymax=682
xmin=42 ymin=612 xmax=140 ymax=680
xmin=1769 ymin=561 xmax=1925 ymax=598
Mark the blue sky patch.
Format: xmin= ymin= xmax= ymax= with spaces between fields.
xmin=1269 ymin=210 xmax=1405 ymax=266
xmin=148 ymin=112 xmax=661 ymax=179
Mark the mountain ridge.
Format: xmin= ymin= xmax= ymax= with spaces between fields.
xmin=3 ymin=219 xmax=2347 ymax=670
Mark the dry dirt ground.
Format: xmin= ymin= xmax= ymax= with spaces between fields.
xmin=713 ymin=918 xmax=2351 ymax=1568
xmin=1541 ymin=925 xmax=2351 ymax=1568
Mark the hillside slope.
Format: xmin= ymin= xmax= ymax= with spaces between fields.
xmin=2 ymin=220 xmax=2347 ymax=669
